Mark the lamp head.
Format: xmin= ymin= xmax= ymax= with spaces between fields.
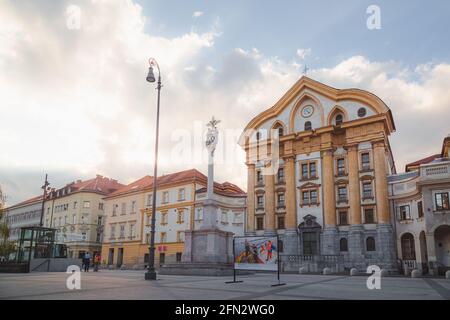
xmin=146 ymin=66 xmax=156 ymax=83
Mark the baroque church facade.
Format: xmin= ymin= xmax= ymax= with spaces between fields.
xmin=240 ymin=76 xmax=398 ymax=272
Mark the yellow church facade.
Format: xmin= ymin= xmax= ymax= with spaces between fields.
xmin=240 ymin=76 xmax=397 ymax=272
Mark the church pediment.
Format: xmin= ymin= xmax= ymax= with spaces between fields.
xmin=239 ymin=76 xmax=395 ymax=147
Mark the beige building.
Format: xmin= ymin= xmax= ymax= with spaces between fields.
xmin=240 ymin=76 xmax=397 ymax=272
xmin=101 ymin=169 xmax=246 ymax=268
xmin=389 ymin=135 xmax=450 ymax=275
xmin=43 ymin=175 xmax=124 ymax=258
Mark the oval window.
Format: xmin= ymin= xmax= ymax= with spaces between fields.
xmin=358 ymin=107 xmax=367 ymax=117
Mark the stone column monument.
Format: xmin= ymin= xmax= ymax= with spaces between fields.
xmin=159 ymin=117 xmax=234 ymax=276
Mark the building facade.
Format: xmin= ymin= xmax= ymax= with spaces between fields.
xmin=240 ymin=76 xmax=397 ymax=272
xmin=43 ymin=175 xmax=124 ymax=258
xmin=3 ymin=195 xmax=43 ymax=242
xmin=389 ymin=135 xmax=450 ymax=275
xmin=101 ymin=169 xmax=246 ymax=268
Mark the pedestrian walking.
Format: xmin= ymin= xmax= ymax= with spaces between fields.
xmin=84 ymin=251 xmax=91 ymax=272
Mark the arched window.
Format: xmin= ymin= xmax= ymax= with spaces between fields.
xmin=400 ymin=233 xmax=416 ymax=260
xmin=277 ymin=126 xmax=284 ymax=137
xmin=304 ymin=121 xmax=312 ymax=131
xmin=335 ymin=114 xmax=343 ymax=126
xmin=366 ymin=237 xmax=376 ymax=252
xmin=340 ymin=238 xmax=348 ymax=252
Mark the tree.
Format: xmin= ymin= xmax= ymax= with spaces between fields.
xmin=0 ymin=186 xmax=15 ymax=260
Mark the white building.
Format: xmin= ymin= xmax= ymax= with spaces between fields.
xmin=3 ymin=195 xmax=43 ymax=242
xmin=388 ymin=135 xmax=450 ymax=275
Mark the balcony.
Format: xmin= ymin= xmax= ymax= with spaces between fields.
xmin=300 ymin=175 xmax=318 ymax=182
xmin=362 ymin=192 xmax=374 ymax=200
xmin=301 ymin=199 xmax=318 ymax=206
xmin=420 ymin=162 xmax=450 ymax=182
xmin=336 ymin=170 xmax=347 ymax=177
xmin=337 ymin=196 xmax=348 ymax=204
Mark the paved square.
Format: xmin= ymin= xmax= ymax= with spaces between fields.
xmin=0 ymin=271 xmax=448 ymax=300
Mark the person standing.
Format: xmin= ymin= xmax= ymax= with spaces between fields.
xmin=84 ymin=251 xmax=91 ymax=272
xmin=94 ymin=253 xmax=101 ymax=272
xmin=266 ymin=241 xmax=273 ymax=261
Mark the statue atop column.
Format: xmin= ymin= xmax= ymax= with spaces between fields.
xmin=205 ymin=116 xmax=220 ymax=201
xmin=206 ymin=116 xmax=220 ymax=157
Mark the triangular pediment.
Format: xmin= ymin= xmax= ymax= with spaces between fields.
xmin=298 ymin=181 xmax=321 ymax=189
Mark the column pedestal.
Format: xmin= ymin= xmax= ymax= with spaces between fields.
xmin=376 ymin=223 xmax=397 ymax=272
xmin=282 ymin=229 xmax=299 ymax=255
xmin=160 ymin=200 xmax=235 ymax=276
xmin=348 ymin=224 xmax=366 ymax=270
xmin=322 ymin=226 xmax=338 ymax=255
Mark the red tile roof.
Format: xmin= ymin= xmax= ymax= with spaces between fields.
xmin=405 ymin=154 xmax=441 ymax=172
xmin=5 ymin=194 xmax=43 ymax=210
xmin=106 ymin=168 xmax=245 ymax=198
xmin=196 ymin=181 xmax=246 ymax=197
xmin=48 ymin=175 xmax=125 ymax=199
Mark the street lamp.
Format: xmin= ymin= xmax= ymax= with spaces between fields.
xmin=39 ymin=174 xmax=50 ymax=227
xmin=145 ymin=57 xmax=161 ymax=281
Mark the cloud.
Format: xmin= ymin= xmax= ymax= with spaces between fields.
xmin=296 ymin=48 xmax=311 ymax=60
xmin=0 ymin=0 xmax=449 ymax=206
xmin=192 ymin=11 xmax=204 ymax=18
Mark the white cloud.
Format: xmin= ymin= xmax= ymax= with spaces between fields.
xmin=192 ymin=11 xmax=204 ymax=18
xmin=296 ymin=48 xmax=311 ymax=60
xmin=0 ymin=1 xmax=449 ymax=205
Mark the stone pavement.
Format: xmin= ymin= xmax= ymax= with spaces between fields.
xmin=0 ymin=270 xmax=449 ymax=300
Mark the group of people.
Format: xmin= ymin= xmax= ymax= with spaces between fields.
xmin=81 ymin=252 xmax=101 ymax=272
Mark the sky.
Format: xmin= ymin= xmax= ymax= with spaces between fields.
xmin=1 ymin=0 xmax=450 ymax=205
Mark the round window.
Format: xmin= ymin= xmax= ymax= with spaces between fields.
xmin=358 ymin=107 xmax=367 ymax=117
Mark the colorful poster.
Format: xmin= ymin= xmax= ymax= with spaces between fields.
xmin=234 ymin=236 xmax=278 ymax=271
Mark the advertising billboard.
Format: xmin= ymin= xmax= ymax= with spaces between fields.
xmin=234 ymin=236 xmax=278 ymax=271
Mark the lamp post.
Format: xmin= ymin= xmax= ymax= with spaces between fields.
xmin=145 ymin=57 xmax=161 ymax=281
xmin=39 ymin=174 xmax=50 ymax=227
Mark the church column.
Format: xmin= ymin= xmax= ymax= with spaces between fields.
xmin=246 ymin=163 xmax=256 ymax=234
xmin=373 ymin=140 xmax=390 ymax=224
xmin=322 ymin=149 xmax=336 ymax=227
xmin=373 ymin=140 xmax=396 ymax=271
xmin=425 ymin=232 xmax=437 ymax=275
xmin=322 ymin=149 xmax=338 ymax=255
xmin=264 ymin=166 xmax=276 ymax=233
xmin=284 ymin=156 xmax=297 ymax=229
xmin=348 ymin=145 xmax=362 ymax=225
xmin=283 ymin=156 xmax=299 ymax=255
xmin=347 ymin=144 xmax=365 ymax=267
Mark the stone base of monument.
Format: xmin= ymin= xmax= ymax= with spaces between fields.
xmin=159 ymin=226 xmax=236 ymax=276
xmin=159 ymin=262 xmax=234 ymax=276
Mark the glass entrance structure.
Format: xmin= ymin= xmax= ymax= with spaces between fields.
xmin=17 ymin=227 xmax=66 ymax=263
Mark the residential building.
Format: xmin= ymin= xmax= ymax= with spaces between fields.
xmin=43 ymin=175 xmax=124 ymax=258
xmin=389 ymin=135 xmax=450 ymax=275
xmin=3 ymin=195 xmax=43 ymax=242
xmin=101 ymin=169 xmax=246 ymax=268
xmin=240 ymin=76 xmax=397 ymax=271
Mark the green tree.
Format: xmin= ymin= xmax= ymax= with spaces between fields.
xmin=0 ymin=187 xmax=15 ymax=260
